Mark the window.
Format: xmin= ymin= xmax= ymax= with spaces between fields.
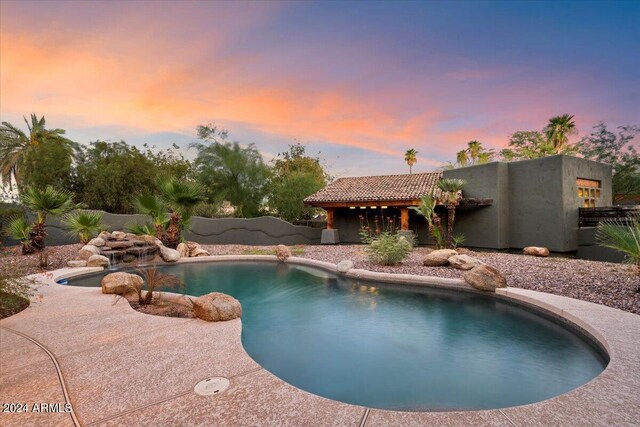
xmin=577 ymin=178 xmax=601 ymax=208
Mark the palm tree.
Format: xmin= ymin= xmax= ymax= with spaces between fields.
xmin=596 ymin=213 xmax=639 ymax=291
xmin=21 ymin=186 xmax=75 ymax=251
xmin=158 ymin=178 xmax=205 ymax=248
xmin=436 ymin=178 xmax=466 ymax=249
xmin=544 ymin=114 xmax=577 ymax=154
xmin=6 ymin=216 xmax=33 ymax=254
xmin=404 ymin=149 xmax=418 ymax=174
xmin=134 ymin=193 xmax=169 ymax=240
xmin=456 ymin=150 xmax=469 ymax=167
xmin=62 ymin=210 xmax=105 ymax=244
xmin=466 ymin=140 xmax=483 ymax=163
xmin=410 ymin=195 xmax=444 ymax=248
xmin=0 ymin=114 xmax=78 ymax=191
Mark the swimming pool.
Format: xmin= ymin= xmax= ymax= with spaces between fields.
xmin=67 ymin=261 xmax=607 ymax=411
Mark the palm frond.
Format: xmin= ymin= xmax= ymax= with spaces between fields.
xmin=5 ymin=216 xmax=31 ymax=241
xmin=596 ymin=214 xmax=640 ymax=268
xmin=21 ymin=186 xmax=76 ymax=220
xmin=62 ymin=210 xmax=105 ymax=244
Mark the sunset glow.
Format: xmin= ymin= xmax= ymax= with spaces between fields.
xmin=1 ymin=0 xmax=638 ymax=175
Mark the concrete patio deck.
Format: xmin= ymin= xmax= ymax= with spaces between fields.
xmin=1 ymin=262 xmax=639 ymax=426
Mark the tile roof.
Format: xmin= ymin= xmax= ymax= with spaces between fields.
xmin=304 ymin=172 xmax=444 ymax=205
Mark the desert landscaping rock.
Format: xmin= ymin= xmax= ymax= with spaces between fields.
xmin=87 ymin=254 xmax=110 ymax=267
xmin=79 ymin=244 xmax=101 ymax=260
xmin=101 ymin=272 xmax=143 ymax=295
xmin=176 ymin=242 xmax=189 ymax=258
xmin=523 ymin=246 xmax=550 ymax=257
xmin=190 ymin=247 xmax=210 ymax=257
xmin=336 ymin=260 xmax=355 ymax=273
xmin=463 ymin=265 xmax=507 ymax=292
xmin=87 ymin=237 xmax=106 ymax=247
xmin=112 ymin=231 xmax=127 ymax=240
xmin=448 ymin=254 xmax=484 ymax=270
xmin=276 ymin=244 xmax=292 ymax=261
xmin=105 ymin=240 xmax=135 ymax=249
xmin=159 ymin=245 xmax=181 ymax=262
xmin=192 ymin=292 xmax=242 ymax=322
xmin=423 ymin=249 xmax=458 ymax=266
xmin=66 ymin=260 xmax=87 ymax=268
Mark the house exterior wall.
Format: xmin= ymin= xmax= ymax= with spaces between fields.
xmin=444 ymin=155 xmax=613 ymax=253
xmin=443 ymin=162 xmax=510 ymax=249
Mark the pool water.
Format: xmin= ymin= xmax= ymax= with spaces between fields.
xmin=68 ymin=262 xmax=607 ymax=411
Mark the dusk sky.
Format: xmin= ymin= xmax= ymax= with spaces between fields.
xmin=1 ymin=0 xmax=638 ymax=176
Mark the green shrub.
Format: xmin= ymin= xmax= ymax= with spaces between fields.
xmin=62 ymin=210 xmax=106 ymax=244
xmin=5 ymin=216 xmax=33 ymax=254
xmin=452 ymin=233 xmax=466 ymax=249
xmin=365 ymin=232 xmax=413 ymax=266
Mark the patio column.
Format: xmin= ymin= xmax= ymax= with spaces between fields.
xmin=326 ymin=208 xmax=335 ymax=229
xmin=400 ymin=207 xmax=409 ymax=230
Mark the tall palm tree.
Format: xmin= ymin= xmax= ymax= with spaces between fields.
xmin=0 ymin=114 xmax=78 ymax=191
xmin=21 ymin=186 xmax=75 ymax=251
xmin=466 ymin=140 xmax=483 ymax=163
xmin=405 ymin=149 xmax=418 ymax=174
xmin=158 ymin=178 xmax=205 ymax=248
xmin=456 ymin=150 xmax=469 ymax=167
xmin=544 ymin=114 xmax=577 ymax=154
xmin=436 ymin=178 xmax=466 ymax=249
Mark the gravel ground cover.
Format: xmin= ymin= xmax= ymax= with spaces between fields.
xmin=1 ymin=244 xmax=638 ymax=314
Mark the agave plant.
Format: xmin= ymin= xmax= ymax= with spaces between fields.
xmin=410 ymin=195 xmax=444 ymax=248
xmin=596 ymin=213 xmax=640 ymax=289
xmin=62 ymin=210 xmax=105 ymax=244
xmin=436 ymin=178 xmax=466 ymax=249
xmin=21 ymin=186 xmax=75 ymax=251
xmin=132 ymin=267 xmax=183 ymax=305
xmin=6 ymin=216 xmax=33 ymax=254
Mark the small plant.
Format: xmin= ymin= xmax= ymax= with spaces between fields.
xmin=596 ymin=212 xmax=639 ymax=291
xmin=365 ymin=232 xmax=413 ymax=266
xmin=126 ymin=222 xmax=157 ymax=236
xmin=452 ymin=233 xmax=466 ymax=249
xmin=410 ymin=195 xmax=445 ymax=249
xmin=132 ymin=267 xmax=183 ymax=305
xmin=6 ymin=216 xmax=34 ymax=254
xmin=62 ymin=210 xmax=106 ymax=244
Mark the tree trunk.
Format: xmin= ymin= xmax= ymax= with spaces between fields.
xmin=21 ymin=241 xmax=35 ymax=255
xmin=446 ymin=204 xmax=455 ymax=249
xmin=165 ymin=213 xmax=181 ymax=249
xmin=29 ymin=222 xmax=47 ymax=252
xmin=155 ymin=224 xmax=165 ymax=241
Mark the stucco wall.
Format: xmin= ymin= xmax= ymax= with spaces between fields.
xmin=444 ymin=155 xmax=613 ymax=253
xmin=3 ymin=213 xmax=322 ymax=247
xmin=443 ymin=162 xmax=510 ymax=249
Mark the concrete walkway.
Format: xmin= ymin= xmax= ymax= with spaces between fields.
xmin=1 ymin=266 xmax=639 ymax=426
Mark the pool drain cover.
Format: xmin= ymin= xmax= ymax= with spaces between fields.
xmin=194 ymin=377 xmax=230 ymax=396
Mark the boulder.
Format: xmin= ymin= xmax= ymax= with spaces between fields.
xmin=423 ymin=249 xmax=457 ymax=266
xmin=336 ymin=260 xmax=354 ymax=273
xmin=105 ymin=240 xmax=135 ymax=249
xmin=448 ymin=254 xmax=484 ymax=270
xmin=463 ymin=265 xmax=507 ymax=292
xmin=275 ymin=244 xmax=292 ymax=262
xmin=191 ymin=247 xmax=210 ymax=257
xmin=79 ymin=244 xmax=101 ymax=260
xmin=67 ymin=260 xmax=87 ymax=268
xmin=125 ymin=233 xmax=139 ymax=240
xmin=139 ymin=234 xmax=160 ymax=245
xmin=159 ymin=245 xmax=181 ymax=262
xmin=523 ymin=246 xmax=550 ymax=257
xmin=98 ymin=231 xmax=112 ymax=240
xmin=87 ymin=237 xmax=106 ymax=247
xmin=87 ymin=254 xmax=110 ymax=267
xmin=186 ymin=241 xmax=200 ymax=252
xmin=192 ymin=292 xmax=242 ymax=322
xmin=112 ymin=231 xmax=127 ymax=240
xmin=176 ymin=242 xmax=189 ymax=258
xmin=101 ymin=272 xmax=143 ymax=295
